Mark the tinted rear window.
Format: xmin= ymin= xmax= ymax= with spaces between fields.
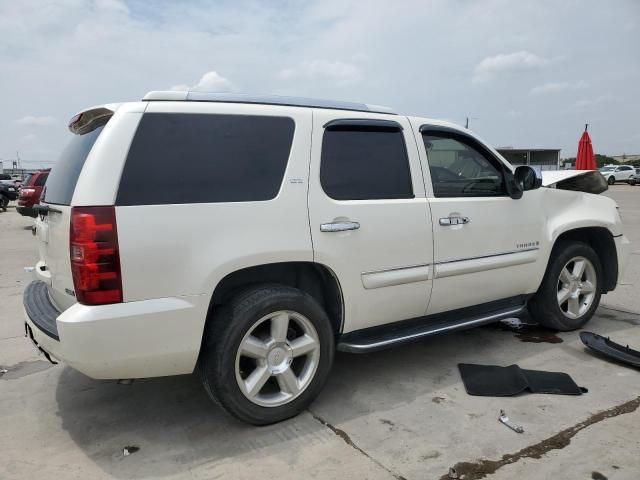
xmin=116 ymin=113 xmax=295 ymax=206
xmin=34 ymin=173 xmax=49 ymax=187
xmin=44 ymin=123 xmax=106 ymax=205
xmin=320 ymin=126 xmax=413 ymax=200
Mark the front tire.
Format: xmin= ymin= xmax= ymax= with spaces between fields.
xmin=199 ymin=285 xmax=334 ymax=425
xmin=607 ymin=176 xmax=615 ymax=185
xmin=529 ymin=241 xmax=602 ymax=331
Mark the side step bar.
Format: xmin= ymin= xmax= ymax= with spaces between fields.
xmin=337 ymin=299 xmax=527 ymax=354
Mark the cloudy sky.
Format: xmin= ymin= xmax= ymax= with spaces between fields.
xmin=1 ymin=0 xmax=639 ymax=168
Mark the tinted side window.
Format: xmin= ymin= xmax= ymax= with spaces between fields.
xmin=320 ymin=126 xmax=413 ymax=200
xmin=423 ymin=134 xmax=506 ymax=197
xmin=34 ymin=173 xmax=48 ymax=187
xmin=44 ymin=122 xmax=107 ymax=205
xmin=117 ymin=113 xmax=295 ymax=205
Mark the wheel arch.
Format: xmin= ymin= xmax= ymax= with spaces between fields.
xmin=550 ymin=226 xmax=618 ymax=293
xmin=206 ymin=261 xmax=344 ymax=336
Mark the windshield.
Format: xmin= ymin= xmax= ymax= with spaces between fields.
xmin=599 ymin=167 xmax=615 ymax=171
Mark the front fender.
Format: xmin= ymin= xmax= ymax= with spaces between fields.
xmin=543 ymin=189 xmax=622 ymax=244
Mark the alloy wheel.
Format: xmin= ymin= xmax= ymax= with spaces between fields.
xmin=235 ymin=310 xmax=320 ymax=407
xmin=557 ymin=256 xmax=597 ymax=319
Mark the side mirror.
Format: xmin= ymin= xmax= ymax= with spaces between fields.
xmin=514 ymin=166 xmax=542 ymax=192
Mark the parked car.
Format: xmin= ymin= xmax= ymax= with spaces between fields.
xmin=0 ymin=182 xmax=19 ymax=211
xmin=24 ymin=92 xmax=631 ymax=425
xmin=17 ymin=169 xmax=50 ymax=217
xmin=626 ymin=168 xmax=640 ymax=186
xmin=0 ymin=173 xmax=25 ymax=187
xmin=599 ymin=164 xmax=636 ymax=184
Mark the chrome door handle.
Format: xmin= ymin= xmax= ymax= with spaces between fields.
xmin=320 ymin=221 xmax=360 ymax=232
xmin=439 ymin=216 xmax=470 ymax=226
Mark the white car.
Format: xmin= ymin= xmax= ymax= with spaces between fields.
xmin=626 ymin=168 xmax=640 ymax=186
xmin=599 ymin=164 xmax=636 ymax=184
xmin=24 ymin=92 xmax=631 ymax=425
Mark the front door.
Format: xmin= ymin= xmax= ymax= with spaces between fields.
xmin=413 ymin=123 xmax=544 ymax=315
xmin=308 ymin=111 xmax=434 ymax=333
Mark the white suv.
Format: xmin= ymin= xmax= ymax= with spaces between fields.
xmin=24 ymin=92 xmax=631 ymax=425
xmin=599 ymin=164 xmax=636 ymax=184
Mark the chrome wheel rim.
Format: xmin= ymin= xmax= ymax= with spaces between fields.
xmin=557 ymin=256 xmax=597 ymax=319
xmin=235 ymin=310 xmax=320 ymax=407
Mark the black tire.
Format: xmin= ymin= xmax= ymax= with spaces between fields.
xmin=199 ymin=285 xmax=335 ymax=425
xmin=607 ymin=176 xmax=615 ymax=185
xmin=0 ymin=197 xmax=7 ymax=212
xmin=528 ymin=241 xmax=603 ymax=331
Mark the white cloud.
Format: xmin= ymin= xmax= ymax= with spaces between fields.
xmin=529 ymin=80 xmax=587 ymax=95
xmin=15 ymin=115 xmax=56 ymax=126
xmin=575 ymin=94 xmax=614 ymax=108
xmin=0 ymin=1 xmax=638 ymax=162
xmin=277 ymin=60 xmax=362 ymax=86
xmin=473 ymin=51 xmax=550 ymax=83
xmin=170 ymin=71 xmax=236 ymax=92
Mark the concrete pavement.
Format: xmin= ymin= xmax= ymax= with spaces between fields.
xmin=1 ymin=185 xmax=639 ymax=480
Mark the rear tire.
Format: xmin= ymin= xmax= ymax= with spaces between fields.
xmin=199 ymin=285 xmax=334 ymax=425
xmin=528 ymin=241 xmax=602 ymax=331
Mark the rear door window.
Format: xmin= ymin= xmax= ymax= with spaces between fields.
xmin=116 ymin=113 xmax=295 ymax=205
xmin=44 ymin=123 xmax=107 ymax=205
xmin=320 ymin=124 xmax=413 ymax=200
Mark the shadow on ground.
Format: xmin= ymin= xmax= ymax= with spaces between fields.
xmin=54 ymin=308 xmax=639 ymax=478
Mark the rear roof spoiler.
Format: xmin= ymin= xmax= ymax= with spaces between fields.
xmin=68 ymin=105 xmax=117 ymax=135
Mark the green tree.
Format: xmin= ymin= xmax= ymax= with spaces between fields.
xmin=594 ymin=154 xmax=618 ymax=168
xmin=561 ymin=154 xmax=618 ymax=168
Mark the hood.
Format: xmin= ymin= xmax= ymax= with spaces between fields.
xmin=541 ymin=170 xmax=608 ymax=194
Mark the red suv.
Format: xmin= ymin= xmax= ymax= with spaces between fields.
xmin=17 ymin=169 xmax=50 ymax=217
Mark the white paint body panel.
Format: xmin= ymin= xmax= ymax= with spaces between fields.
xmin=25 ymin=294 xmax=208 ymax=378
xmin=308 ymin=109 xmax=434 ymax=333
xmin=118 ymin=101 xmax=314 ymax=302
xmin=27 ymin=102 xmax=631 ymax=380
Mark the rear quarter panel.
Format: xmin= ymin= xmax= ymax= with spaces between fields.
xmin=115 ymin=102 xmax=314 ymax=302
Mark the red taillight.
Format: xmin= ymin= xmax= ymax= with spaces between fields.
xmin=70 ymin=206 xmax=122 ymax=305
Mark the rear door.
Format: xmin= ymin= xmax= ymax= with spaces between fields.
xmin=35 ymin=118 xmax=111 ymax=311
xmin=308 ymin=111 xmax=433 ymax=333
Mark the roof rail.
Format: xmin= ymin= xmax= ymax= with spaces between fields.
xmin=142 ymin=91 xmax=395 ymax=114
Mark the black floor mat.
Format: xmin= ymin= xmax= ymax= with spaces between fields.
xmin=458 ymin=363 xmax=586 ymax=396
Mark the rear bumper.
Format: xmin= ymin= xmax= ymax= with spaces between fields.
xmin=16 ymin=206 xmax=37 ymax=217
xmin=23 ymin=280 xmax=208 ymax=379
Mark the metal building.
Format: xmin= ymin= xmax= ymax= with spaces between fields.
xmin=497 ymin=147 xmax=561 ymax=171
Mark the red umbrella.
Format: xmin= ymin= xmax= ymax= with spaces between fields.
xmin=575 ymin=124 xmax=596 ymax=170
